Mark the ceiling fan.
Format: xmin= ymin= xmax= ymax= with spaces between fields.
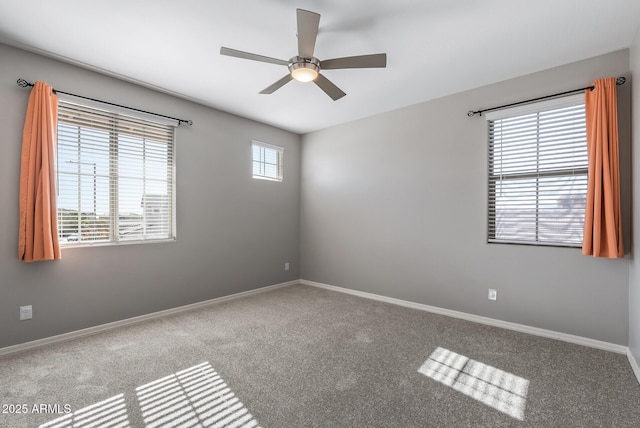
xmin=220 ymin=9 xmax=387 ymax=101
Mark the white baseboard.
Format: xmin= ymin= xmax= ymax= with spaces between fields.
xmin=629 ymin=350 xmax=640 ymax=385
xmin=0 ymin=280 xmax=298 ymax=357
xmin=300 ymin=279 xmax=629 ymax=355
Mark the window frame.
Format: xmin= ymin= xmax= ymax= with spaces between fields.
xmin=486 ymin=94 xmax=587 ymax=248
xmin=56 ymin=97 xmax=177 ymax=248
xmin=251 ymin=140 xmax=284 ymax=182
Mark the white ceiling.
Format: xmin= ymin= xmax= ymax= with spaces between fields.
xmin=1 ymin=1 xmax=639 ymax=134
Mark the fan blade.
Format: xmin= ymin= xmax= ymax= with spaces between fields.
xmin=314 ymin=74 xmax=346 ymax=100
xmin=220 ymin=47 xmax=289 ymax=66
xmin=321 ymin=53 xmax=387 ymax=70
xmin=259 ymin=75 xmax=293 ymax=94
xmin=297 ymin=9 xmax=320 ymax=58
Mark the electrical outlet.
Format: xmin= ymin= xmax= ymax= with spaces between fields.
xmin=20 ymin=305 xmax=32 ymax=320
xmin=488 ymin=289 xmax=497 ymax=301
xmin=284 ymin=262 xmax=290 ymax=271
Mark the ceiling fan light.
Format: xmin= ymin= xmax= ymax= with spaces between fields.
xmin=289 ymin=57 xmax=320 ymax=82
xmin=291 ymin=67 xmax=318 ymax=82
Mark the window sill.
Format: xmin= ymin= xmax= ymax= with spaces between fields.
xmin=60 ymin=238 xmax=176 ymax=249
xmin=487 ymin=239 xmax=582 ymax=249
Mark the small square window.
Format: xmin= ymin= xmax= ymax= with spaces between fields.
xmin=252 ymin=140 xmax=283 ymax=182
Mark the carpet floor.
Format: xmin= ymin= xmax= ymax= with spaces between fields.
xmin=1 ymin=284 xmax=639 ymax=427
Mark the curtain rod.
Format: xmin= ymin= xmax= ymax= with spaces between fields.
xmin=16 ymin=79 xmax=193 ymax=126
xmin=467 ymin=76 xmax=626 ymax=117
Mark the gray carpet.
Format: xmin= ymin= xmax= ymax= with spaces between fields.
xmin=1 ymin=284 xmax=639 ymax=427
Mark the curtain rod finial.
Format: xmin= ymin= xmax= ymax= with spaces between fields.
xmin=616 ymin=76 xmax=626 ymax=86
xmin=17 ymin=78 xmax=33 ymax=88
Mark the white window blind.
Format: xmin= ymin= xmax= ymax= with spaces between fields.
xmin=252 ymin=140 xmax=283 ymax=181
xmin=487 ymin=94 xmax=587 ymax=247
xmin=57 ymin=100 xmax=176 ymax=246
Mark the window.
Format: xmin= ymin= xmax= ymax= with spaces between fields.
xmin=57 ymin=99 xmax=176 ymax=246
xmin=487 ymin=94 xmax=587 ymax=247
xmin=252 ymin=140 xmax=283 ymax=181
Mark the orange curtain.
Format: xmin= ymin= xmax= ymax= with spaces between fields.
xmin=582 ymin=77 xmax=623 ymax=258
xmin=18 ymin=81 xmax=61 ymax=262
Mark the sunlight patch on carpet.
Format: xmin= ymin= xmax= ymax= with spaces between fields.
xmin=136 ymin=361 xmax=260 ymax=428
xmin=39 ymin=393 xmax=130 ymax=428
xmin=419 ymin=347 xmax=529 ymax=420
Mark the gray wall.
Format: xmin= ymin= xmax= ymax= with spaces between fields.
xmin=0 ymin=43 xmax=301 ymax=349
xmin=630 ymin=30 xmax=640 ymax=364
xmin=301 ymin=50 xmax=632 ymax=345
